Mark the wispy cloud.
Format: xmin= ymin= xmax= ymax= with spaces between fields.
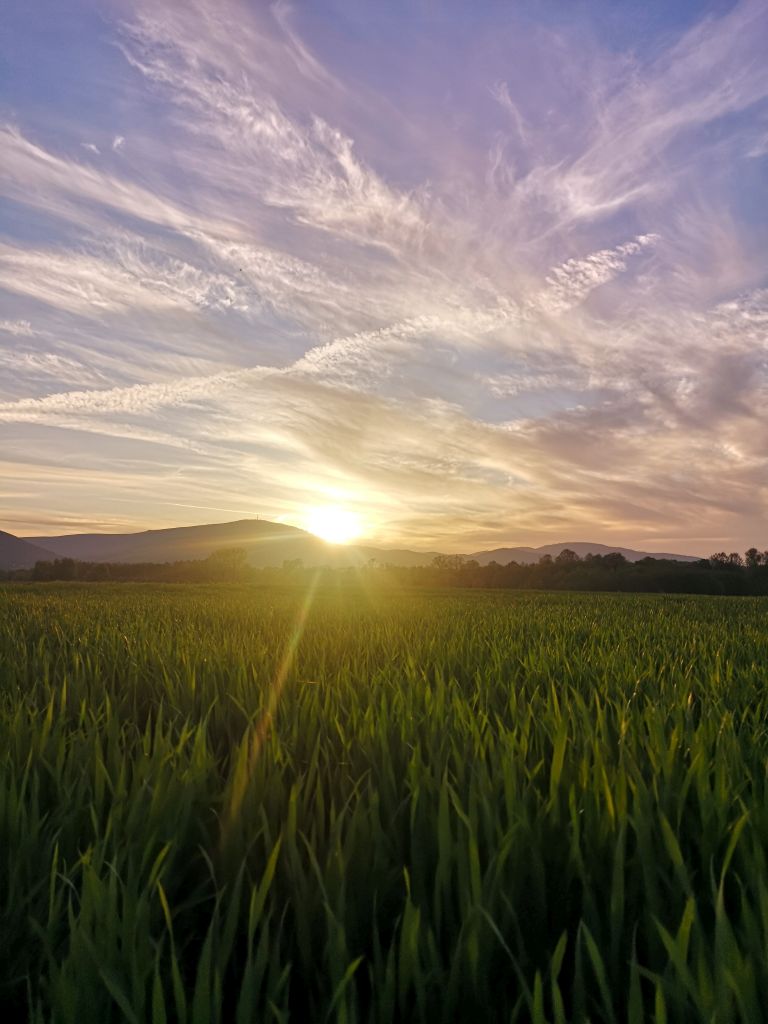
xmin=538 ymin=235 xmax=659 ymax=314
xmin=0 ymin=349 xmax=106 ymax=388
xmin=118 ymin=11 xmax=429 ymax=253
xmin=0 ymin=319 xmax=36 ymax=337
xmin=0 ymin=239 xmax=249 ymax=317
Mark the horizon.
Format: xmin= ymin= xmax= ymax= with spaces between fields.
xmin=2 ymin=1 xmax=768 ymax=553
xmin=5 ymin=513 xmax=731 ymax=558
xmin=5 ymin=513 xmax=711 ymax=560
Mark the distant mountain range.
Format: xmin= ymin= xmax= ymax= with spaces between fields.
xmin=0 ymin=518 xmax=701 ymax=571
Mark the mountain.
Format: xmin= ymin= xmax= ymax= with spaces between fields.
xmin=20 ymin=519 xmax=698 ymax=568
xmin=467 ymin=542 xmax=700 ymax=565
xmin=25 ymin=519 xmax=435 ymax=569
xmin=29 ymin=519 xmax=333 ymax=567
xmin=0 ymin=531 xmax=56 ymax=570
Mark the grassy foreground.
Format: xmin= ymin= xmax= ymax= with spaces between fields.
xmin=2 ymin=584 xmax=768 ymax=1022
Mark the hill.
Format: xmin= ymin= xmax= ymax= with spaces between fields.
xmin=0 ymin=531 xmax=56 ymax=570
xmin=24 ymin=519 xmax=436 ymax=569
xmin=10 ymin=519 xmax=699 ymax=569
xmin=29 ymin=519 xmax=334 ymax=568
xmin=468 ymin=541 xmax=699 ymax=565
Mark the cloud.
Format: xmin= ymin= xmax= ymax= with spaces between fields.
xmin=118 ymin=11 xmax=429 ymax=253
xmin=0 ymin=239 xmax=249 ymax=317
xmin=538 ymin=235 xmax=659 ymax=314
xmin=112 ymin=135 xmax=125 ymax=151
xmin=490 ymin=81 xmax=528 ymax=146
xmin=0 ymin=319 xmax=36 ymax=337
xmin=0 ymin=349 xmax=106 ymax=388
xmin=0 ymin=367 xmax=264 ymax=418
xmin=491 ymin=1 xmax=768 ymax=234
xmin=0 ymin=125 xmax=228 ymax=236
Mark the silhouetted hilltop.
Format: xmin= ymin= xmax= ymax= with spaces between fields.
xmin=29 ymin=519 xmax=332 ymax=567
xmin=0 ymin=531 xmax=56 ymax=570
xmin=0 ymin=518 xmax=699 ymax=571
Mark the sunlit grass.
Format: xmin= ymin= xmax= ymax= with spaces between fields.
xmin=2 ymin=583 xmax=768 ymax=1021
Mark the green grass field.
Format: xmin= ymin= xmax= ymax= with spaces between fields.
xmin=3 ymin=583 xmax=768 ymax=1022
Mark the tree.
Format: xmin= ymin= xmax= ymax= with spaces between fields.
xmin=206 ymin=547 xmax=248 ymax=574
xmin=431 ymin=555 xmax=465 ymax=571
xmin=745 ymin=547 xmax=761 ymax=569
xmin=555 ymin=549 xmax=580 ymax=564
xmin=53 ymin=558 xmax=76 ymax=580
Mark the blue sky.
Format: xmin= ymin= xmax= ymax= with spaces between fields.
xmin=1 ymin=0 xmax=767 ymax=553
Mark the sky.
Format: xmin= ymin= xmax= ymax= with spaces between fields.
xmin=1 ymin=0 xmax=767 ymax=554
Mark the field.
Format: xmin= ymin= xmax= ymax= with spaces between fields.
xmin=2 ymin=583 xmax=768 ymax=1023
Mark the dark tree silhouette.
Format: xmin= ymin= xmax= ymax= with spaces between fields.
xmin=745 ymin=547 xmax=761 ymax=569
xmin=555 ymin=549 xmax=580 ymax=564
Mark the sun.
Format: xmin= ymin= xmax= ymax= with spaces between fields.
xmin=305 ymin=505 xmax=362 ymax=544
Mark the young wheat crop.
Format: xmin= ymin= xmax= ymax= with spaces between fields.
xmin=2 ymin=583 xmax=767 ymax=1022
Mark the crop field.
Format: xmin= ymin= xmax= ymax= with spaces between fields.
xmin=2 ymin=583 xmax=768 ymax=1023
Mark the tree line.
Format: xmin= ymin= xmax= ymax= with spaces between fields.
xmin=2 ymin=545 xmax=768 ymax=595
xmin=408 ymin=548 xmax=768 ymax=595
xmin=2 ymin=547 xmax=251 ymax=584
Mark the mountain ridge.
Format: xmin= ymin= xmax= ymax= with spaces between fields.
xmin=0 ymin=518 xmax=703 ymax=570
xmin=0 ymin=531 xmax=57 ymax=570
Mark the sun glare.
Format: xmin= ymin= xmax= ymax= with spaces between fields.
xmin=305 ymin=505 xmax=362 ymax=544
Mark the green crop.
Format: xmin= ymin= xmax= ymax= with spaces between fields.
xmin=2 ymin=583 xmax=768 ymax=1022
